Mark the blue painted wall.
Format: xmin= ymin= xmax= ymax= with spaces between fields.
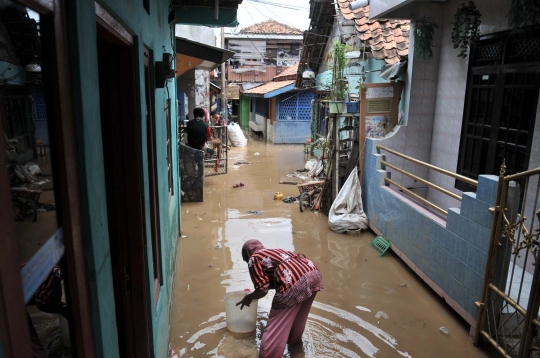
xmin=362 ymin=138 xmax=499 ymax=324
xmin=66 ymin=1 xmax=179 ymax=357
xmin=273 ymin=91 xmax=314 ymax=144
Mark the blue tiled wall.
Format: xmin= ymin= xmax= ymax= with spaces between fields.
xmin=363 ymin=138 xmax=498 ymax=320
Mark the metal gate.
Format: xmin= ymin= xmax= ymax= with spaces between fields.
xmin=204 ymin=125 xmax=228 ymax=176
xmin=476 ymin=162 xmax=540 ymax=358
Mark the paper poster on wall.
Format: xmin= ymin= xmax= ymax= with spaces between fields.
xmin=366 ymin=115 xmax=392 ymax=137
xmin=366 ymin=86 xmax=393 ymax=99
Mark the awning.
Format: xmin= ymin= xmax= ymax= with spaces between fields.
xmin=210 ymin=82 xmax=221 ymax=93
xmin=173 ymin=0 xmax=243 ymax=27
xmin=175 ymin=37 xmax=234 ymax=77
xmin=243 ymin=80 xmax=295 ymax=98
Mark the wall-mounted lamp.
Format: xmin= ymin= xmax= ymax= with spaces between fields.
xmin=349 ymin=0 xmax=369 ymax=10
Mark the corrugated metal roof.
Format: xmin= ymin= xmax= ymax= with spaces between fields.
xmin=243 ymin=80 xmax=295 ymax=96
xmin=273 ymin=63 xmax=299 ymax=81
xmin=337 ymin=0 xmax=410 ymax=64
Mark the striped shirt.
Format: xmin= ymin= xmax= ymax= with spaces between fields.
xmin=248 ymin=248 xmax=320 ymax=294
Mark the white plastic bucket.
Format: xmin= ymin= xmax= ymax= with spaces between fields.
xmin=223 ymin=291 xmax=258 ymax=338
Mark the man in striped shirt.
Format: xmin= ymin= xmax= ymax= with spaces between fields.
xmin=237 ymin=239 xmax=323 ymax=358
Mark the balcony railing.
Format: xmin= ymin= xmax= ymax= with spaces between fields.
xmin=376 ymin=144 xmax=478 ymax=215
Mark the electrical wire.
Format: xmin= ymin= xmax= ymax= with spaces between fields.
xmin=247 ymin=0 xmax=309 ymax=11
xmin=245 ymin=0 xmax=300 ymax=27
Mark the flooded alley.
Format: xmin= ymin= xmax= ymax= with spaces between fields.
xmin=169 ymin=142 xmax=495 ymax=358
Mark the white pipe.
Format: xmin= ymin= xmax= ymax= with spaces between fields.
xmin=349 ymin=0 xmax=369 ymax=11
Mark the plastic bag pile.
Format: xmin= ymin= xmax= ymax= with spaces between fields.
xmin=227 ymin=122 xmax=247 ymax=147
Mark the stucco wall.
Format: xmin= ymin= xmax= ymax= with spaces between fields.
xmin=67 ymin=1 xmax=179 ymax=357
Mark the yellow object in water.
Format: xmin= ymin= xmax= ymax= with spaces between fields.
xmin=274 ymin=192 xmax=283 ymax=200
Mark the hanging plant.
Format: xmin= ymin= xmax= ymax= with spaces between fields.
xmin=414 ymin=16 xmax=438 ymax=61
xmin=450 ymin=0 xmax=482 ymax=58
xmin=329 ymin=41 xmax=353 ymax=101
xmin=507 ymin=0 xmax=540 ymax=29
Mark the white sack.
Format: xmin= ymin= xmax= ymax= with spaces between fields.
xmin=227 ymin=122 xmax=247 ymax=147
xmin=328 ymin=167 xmax=368 ymax=233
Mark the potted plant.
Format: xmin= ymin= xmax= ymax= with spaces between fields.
xmin=328 ymin=41 xmax=352 ymax=114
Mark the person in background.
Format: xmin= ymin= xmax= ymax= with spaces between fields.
xmin=237 ymin=239 xmax=323 ymax=358
xmin=186 ymin=107 xmax=212 ymax=150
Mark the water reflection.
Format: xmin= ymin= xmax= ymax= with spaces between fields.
xmin=170 ymin=143 xmax=495 ymax=358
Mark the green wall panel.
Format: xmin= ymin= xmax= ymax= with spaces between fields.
xmin=66 ymin=1 xmax=180 ymax=357
xmin=240 ymin=96 xmax=250 ymax=128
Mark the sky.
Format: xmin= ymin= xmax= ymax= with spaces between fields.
xmin=231 ymin=0 xmax=311 ymax=33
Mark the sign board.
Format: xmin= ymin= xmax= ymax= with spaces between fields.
xmin=228 ymin=84 xmax=241 ymax=100
xmin=366 ymin=86 xmax=393 ymax=99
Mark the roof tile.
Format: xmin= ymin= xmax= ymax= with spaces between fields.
xmin=241 ymin=20 xmax=302 ymax=35
xmin=337 ymin=1 xmax=410 ymax=64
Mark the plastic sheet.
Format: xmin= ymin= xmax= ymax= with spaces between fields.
xmin=328 ymin=168 xmax=368 ymax=233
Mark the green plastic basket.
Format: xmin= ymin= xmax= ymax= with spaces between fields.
xmin=371 ymin=236 xmax=390 ymax=257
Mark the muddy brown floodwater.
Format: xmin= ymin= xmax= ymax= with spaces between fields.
xmin=169 ymin=141 xmax=496 ymax=358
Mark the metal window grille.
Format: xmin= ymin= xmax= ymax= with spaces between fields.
xmin=277 ymin=92 xmax=314 ymax=121
xmin=457 ymin=26 xmax=540 ymax=191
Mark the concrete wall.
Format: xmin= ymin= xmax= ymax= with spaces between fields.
xmin=194 ymin=69 xmax=210 ymax=109
xmin=175 ymin=25 xmax=216 ymax=46
xmin=67 ymin=1 xmax=179 ymax=357
xmin=271 ymin=121 xmax=311 ymax=144
xmin=363 ymin=138 xmax=499 ymax=332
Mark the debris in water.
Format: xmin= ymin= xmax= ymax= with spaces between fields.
xmin=186 ymin=210 xmax=189 ymax=214
xmin=265 ymin=224 xmax=271 ymax=227
xmin=211 ymin=220 xmax=221 ymax=223
xmin=233 ymin=183 xmax=245 ymax=188
xmin=399 ymin=283 xmax=408 ymax=287
xmin=274 ymin=192 xmax=283 ymax=200
xmin=439 ymin=326 xmax=449 ymax=335
xmin=246 ymin=211 xmax=264 ymax=215
xmin=375 ymin=311 xmax=390 ymax=319
xmin=188 ymin=285 xmax=190 ymax=290
xmin=181 ymin=235 xmax=188 ymax=239
xmin=421 ymin=320 xmax=426 ymax=326
xmin=282 ymin=196 xmax=297 ymax=204
xmin=254 ymin=152 xmax=260 ymax=156
xmin=197 ymin=216 xmax=203 ymax=221
xmin=219 ymin=203 xmax=221 ymax=208
xmin=234 ymin=161 xmax=251 ymax=165
xmin=208 ymin=265 xmax=212 ymax=268
xmin=356 ymin=306 xmax=371 ymax=312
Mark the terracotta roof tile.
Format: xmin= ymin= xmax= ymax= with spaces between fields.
xmin=273 ymin=64 xmax=299 ymax=81
xmin=241 ymin=20 xmax=302 ymax=35
xmin=243 ymin=80 xmax=295 ymax=95
xmin=337 ymin=2 xmax=410 ymax=64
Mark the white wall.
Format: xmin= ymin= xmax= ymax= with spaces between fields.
xmin=175 ymin=25 xmax=216 ymax=46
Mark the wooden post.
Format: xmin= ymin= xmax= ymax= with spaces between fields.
xmin=221 ymin=28 xmax=227 ymax=122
